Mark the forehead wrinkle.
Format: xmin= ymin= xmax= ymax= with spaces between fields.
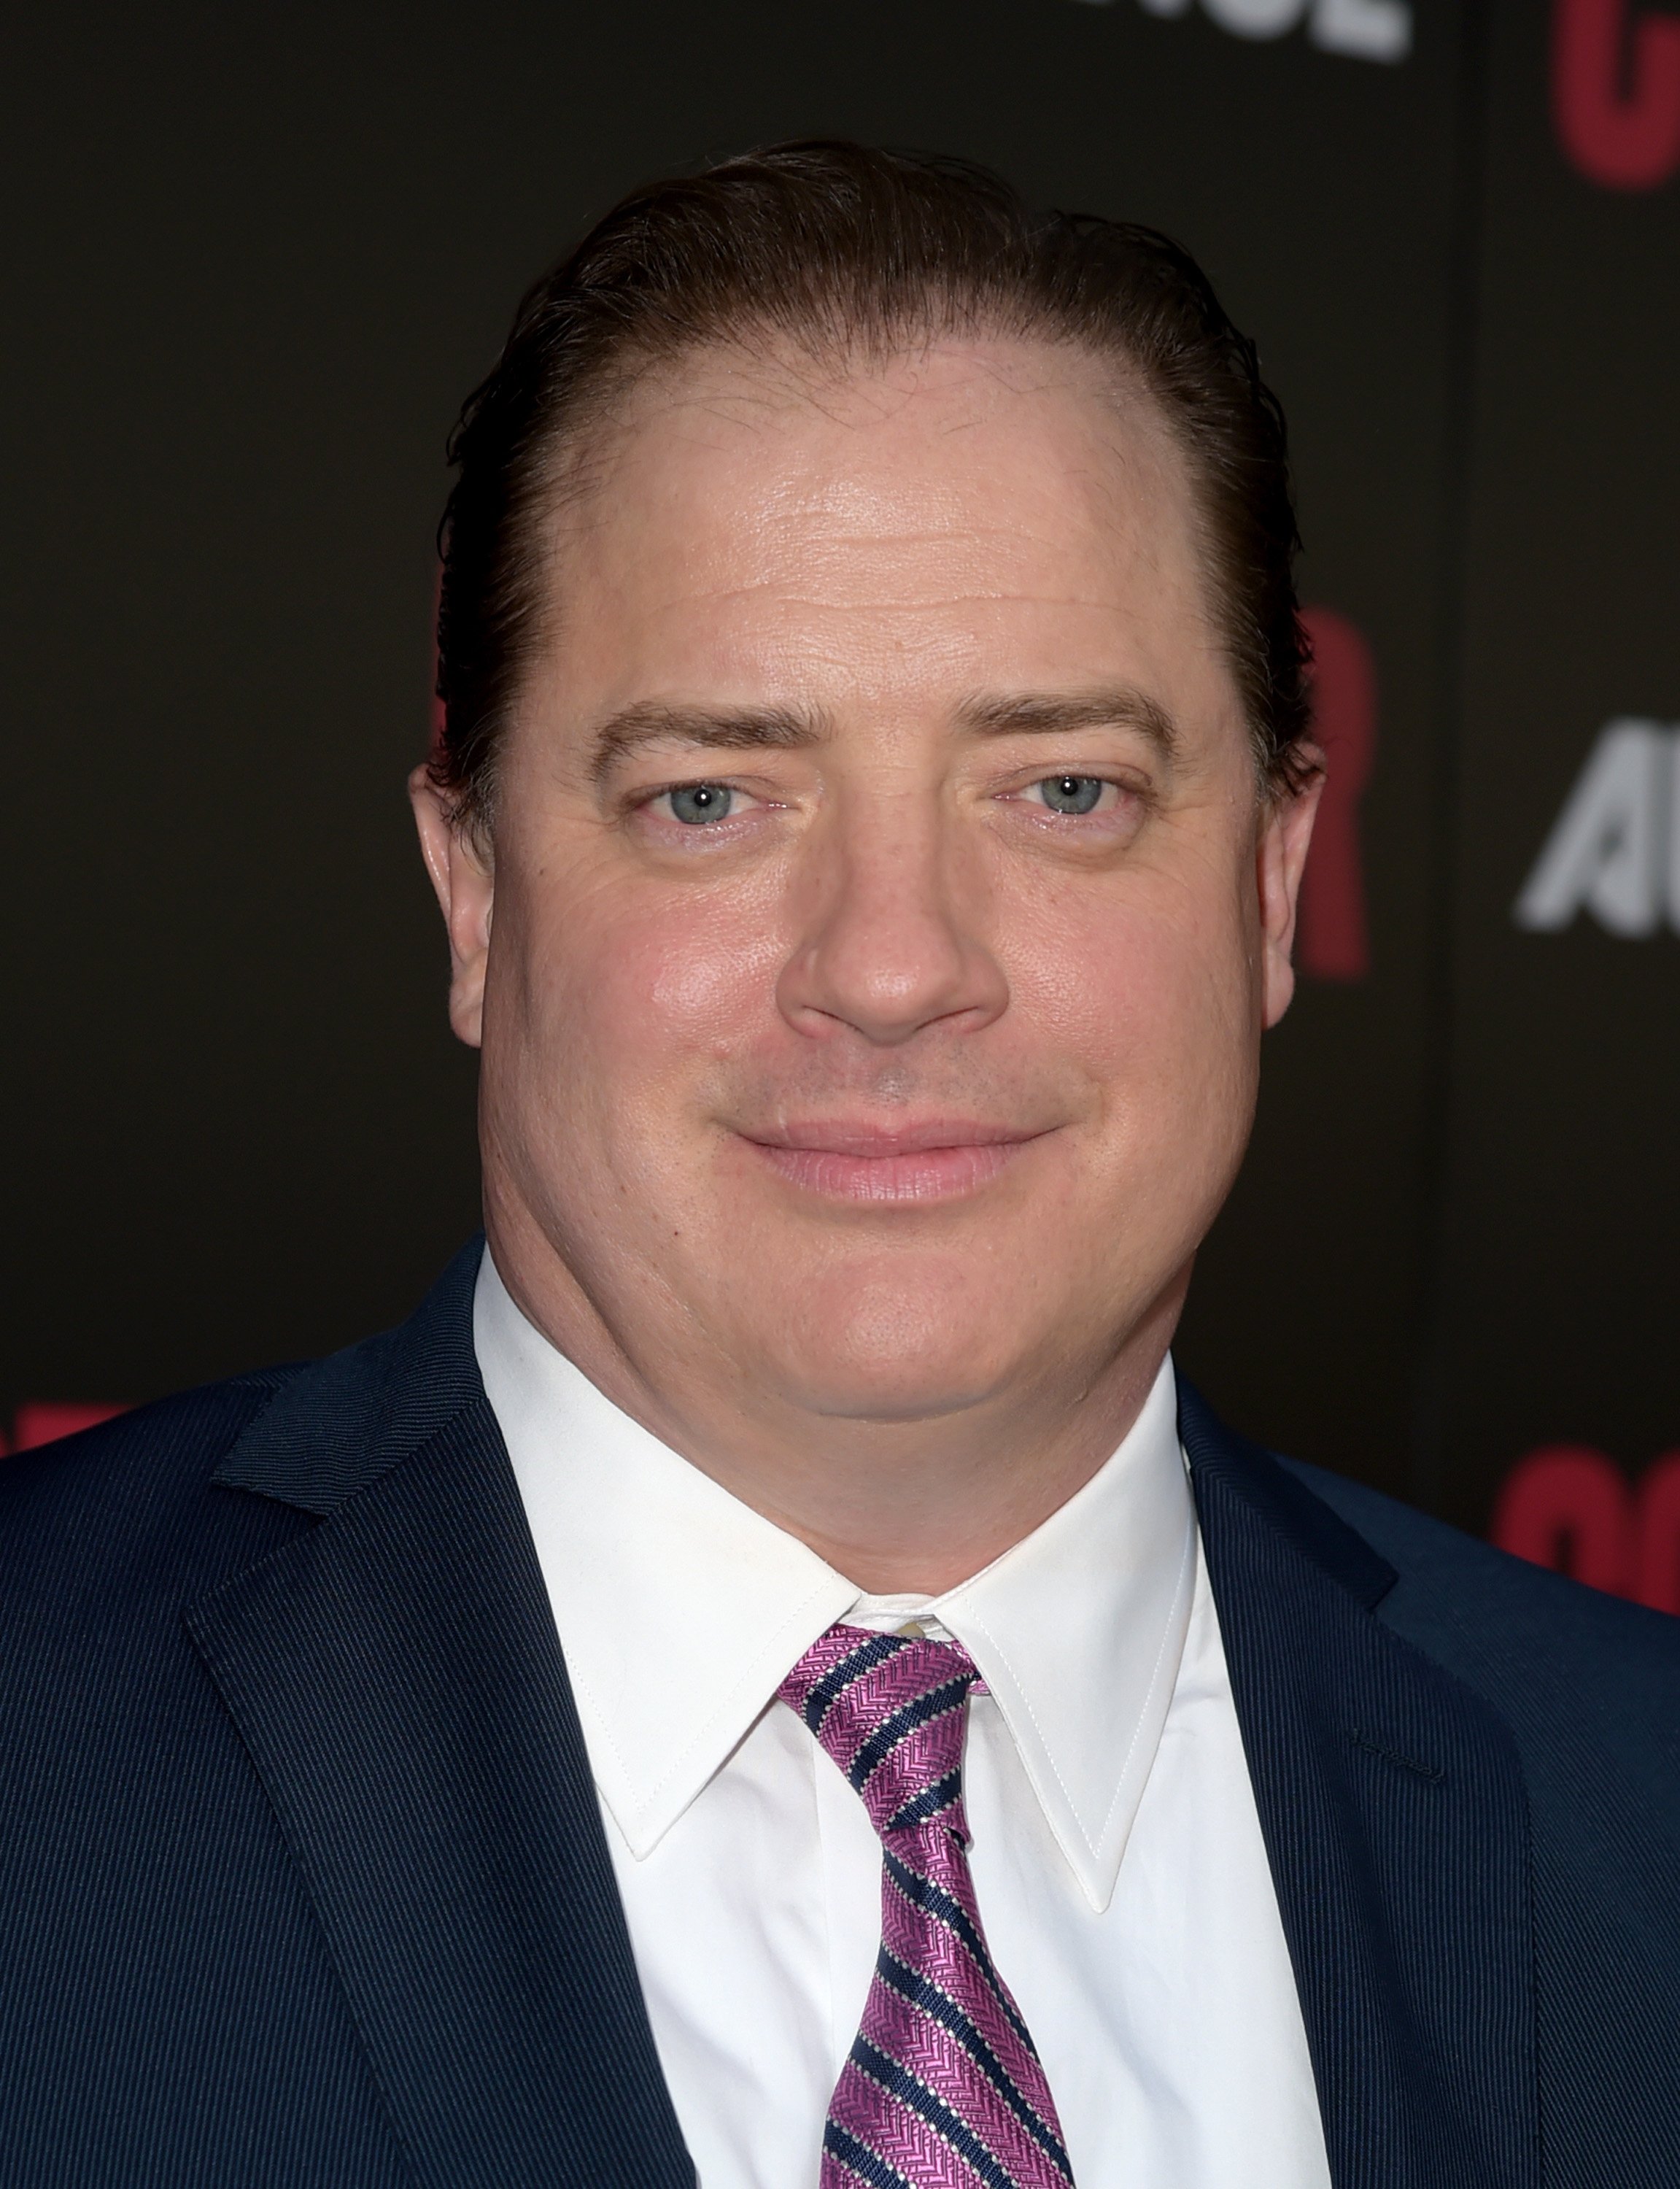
xmin=659 ymin=584 xmax=1145 ymax=620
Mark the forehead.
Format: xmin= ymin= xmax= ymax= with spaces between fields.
xmin=540 ymin=336 xmax=1221 ymax=716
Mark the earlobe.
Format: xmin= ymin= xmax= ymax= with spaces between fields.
xmin=407 ymin=764 xmax=493 ymax=1050
xmin=1258 ymin=754 xmax=1326 ymax=1030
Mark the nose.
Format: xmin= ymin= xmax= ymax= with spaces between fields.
xmin=775 ymin=795 xmax=1010 ymax=1049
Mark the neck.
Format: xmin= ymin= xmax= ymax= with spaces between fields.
xmin=485 ymin=1206 xmax=1186 ymax=1595
xmin=700 ymin=1346 xmax=1176 ymax=1594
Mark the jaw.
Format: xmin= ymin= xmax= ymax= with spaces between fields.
xmin=484 ymin=1049 xmax=1218 ymax=1418
xmin=481 ymin=1084 xmax=1200 ymax=1593
xmin=743 ymin=1223 xmax=1195 ymax=1421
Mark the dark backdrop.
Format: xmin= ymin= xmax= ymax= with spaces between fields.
xmin=4 ymin=0 xmax=1676 ymax=1591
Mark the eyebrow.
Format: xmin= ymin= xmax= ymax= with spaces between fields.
xmin=589 ymin=700 xmax=829 ymax=784
xmin=954 ymin=686 xmax=1179 ymax=757
xmin=587 ymin=682 xmax=1177 ymax=784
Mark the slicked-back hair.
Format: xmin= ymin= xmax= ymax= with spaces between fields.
xmin=432 ymin=140 xmax=1314 ymax=838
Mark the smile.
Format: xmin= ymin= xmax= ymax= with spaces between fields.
xmin=738 ymin=1121 xmax=1049 ymax=1204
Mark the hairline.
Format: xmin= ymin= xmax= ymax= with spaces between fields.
xmin=454 ymin=319 xmax=1294 ymax=843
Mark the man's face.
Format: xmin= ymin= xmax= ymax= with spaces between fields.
xmin=419 ymin=339 xmax=1317 ymax=1437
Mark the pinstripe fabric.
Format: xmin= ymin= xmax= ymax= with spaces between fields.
xmin=3 ymin=1238 xmax=1680 ymax=2184
xmin=185 ymin=1245 xmax=693 ymax=2189
xmin=0 ymin=1373 xmax=413 ymax=2188
xmin=1265 ymin=1442 xmax=1680 ymax=2189
xmin=1181 ymin=1391 xmax=1538 ymax=2189
xmin=781 ymin=1625 xmax=1075 ymax=2189
xmin=0 ymin=1241 xmax=693 ymax=2189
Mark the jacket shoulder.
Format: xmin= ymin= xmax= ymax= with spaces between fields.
xmin=0 ymin=1238 xmax=487 ymax=1624
xmin=1280 ymin=1455 xmax=1680 ymax=1811
xmin=0 ymin=1367 xmax=306 ymax=1610
xmin=1280 ymin=1452 xmax=1680 ymax=1659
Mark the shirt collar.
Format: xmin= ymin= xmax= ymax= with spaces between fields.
xmin=475 ymin=1250 xmax=1195 ymax=1912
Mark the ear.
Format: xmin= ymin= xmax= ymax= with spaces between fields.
xmin=1257 ymin=749 xmax=1326 ymax=1030
xmin=408 ymin=765 xmax=493 ymax=1049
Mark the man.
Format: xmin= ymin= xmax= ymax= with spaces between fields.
xmin=2 ymin=143 xmax=1677 ymax=2189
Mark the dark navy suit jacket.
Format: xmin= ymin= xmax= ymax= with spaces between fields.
xmin=4 ymin=1239 xmax=1679 ymax=2187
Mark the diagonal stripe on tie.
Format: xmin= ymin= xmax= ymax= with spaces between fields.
xmin=873 ymin=1951 xmax=1072 ymax=2174
xmin=885 ymin=1767 xmax=964 ymax=1834
xmin=800 ymin=1632 xmax=908 ymax=1737
xmin=881 ymin=1850 xmax=1040 ymax=2058
xmin=824 ymin=2120 xmax=920 ymax=2189
xmin=779 ymin=1622 xmax=1077 ymax=2188
xmin=848 ymin=1678 xmax=975 ymax=1793
xmin=850 ymin=2034 xmax=1035 ymax=2189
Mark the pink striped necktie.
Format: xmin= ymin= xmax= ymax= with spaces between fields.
xmin=778 ymin=1623 xmax=1077 ymax=2189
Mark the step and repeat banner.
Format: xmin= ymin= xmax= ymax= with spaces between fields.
xmin=3 ymin=0 xmax=1676 ymax=1601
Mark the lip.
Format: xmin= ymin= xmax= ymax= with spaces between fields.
xmin=738 ymin=1119 xmax=1050 ymax=1203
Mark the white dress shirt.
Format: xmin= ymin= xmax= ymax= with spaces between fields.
xmin=475 ymin=1251 xmax=1331 ymax=2189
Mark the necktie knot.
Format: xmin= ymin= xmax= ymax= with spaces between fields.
xmin=778 ymin=1623 xmax=980 ymax=1844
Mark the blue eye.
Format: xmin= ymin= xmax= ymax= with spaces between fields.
xmin=1037 ymin=775 xmax=1104 ymax=816
xmin=667 ymin=783 xmax=734 ymax=825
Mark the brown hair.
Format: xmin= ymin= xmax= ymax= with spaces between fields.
xmin=432 ymin=140 xmax=1313 ymax=837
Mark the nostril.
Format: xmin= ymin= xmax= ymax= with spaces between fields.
xmin=777 ymin=918 xmax=1006 ymax=1046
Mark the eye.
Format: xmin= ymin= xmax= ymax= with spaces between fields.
xmin=662 ymin=782 xmax=736 ymax=825
xmin=1029 ymin=774 xmax=1107 ymax=816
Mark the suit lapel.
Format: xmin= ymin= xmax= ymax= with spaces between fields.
xmin=188 ymin=1245 xmax=1536 ymax=2189
xmin=187 ymin=1244 xmax=694 ymax=2189
xmin=1180 ymin=1382 xmax=1538 ymax=2189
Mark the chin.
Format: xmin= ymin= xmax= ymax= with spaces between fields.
xmin=748 ymin=1266 xmax=1040 ymax=1424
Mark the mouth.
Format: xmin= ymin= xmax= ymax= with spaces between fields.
xmin=736 ymin=1118 xmax=1052 ymax=1204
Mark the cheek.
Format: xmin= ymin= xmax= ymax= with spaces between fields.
xmin=1007 ymin=870 xmax=1258 ymax=1127
xmin=506 ymin=864 xmax=786 ymax=1108
xmin=643 ymin=908 xmax=781 ymax=1041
